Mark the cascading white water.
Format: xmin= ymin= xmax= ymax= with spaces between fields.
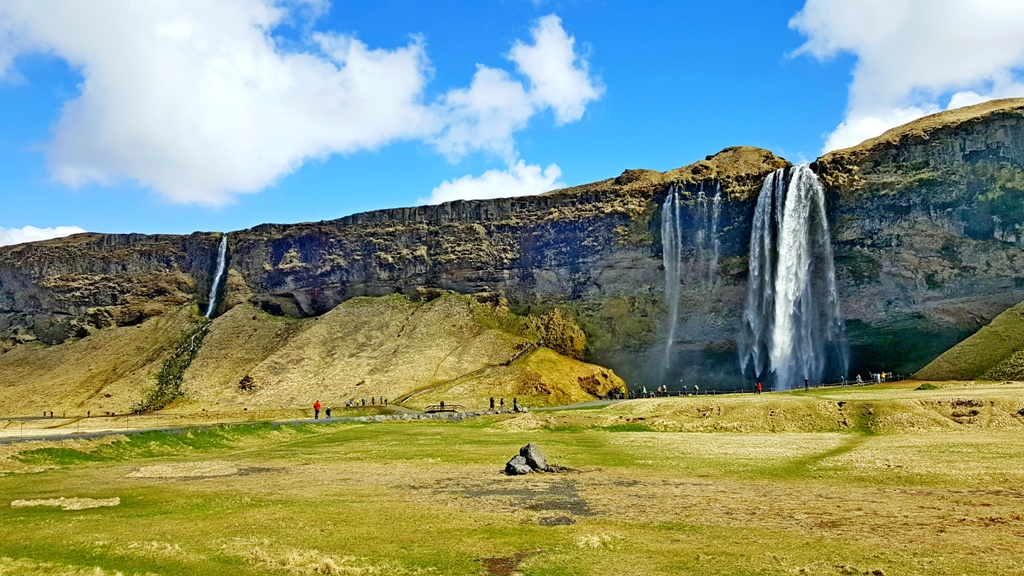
xmin=708 ymin=189 xmax=722 ymax=287
xmin=693 ymin=184 xmax=723 ymax=288
xmin=739 ymin=165 xmax=846 ymax=390
xmin=661 ymin=186 xmax=683 ymax=368
xmin=204 ymin=234 xmax=228 ymax=318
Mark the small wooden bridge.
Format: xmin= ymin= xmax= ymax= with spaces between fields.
xmin=424 ymin=404 xmax=464 ymax=413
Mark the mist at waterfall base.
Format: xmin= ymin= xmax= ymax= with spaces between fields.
xmin=739 ymin=166 xmax=847 ymax=390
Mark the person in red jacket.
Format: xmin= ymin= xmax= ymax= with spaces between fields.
xmin=756 ymin=382 xmax=762 ymax=394
xmin=314 ymin=400 xmax=321 ymax=419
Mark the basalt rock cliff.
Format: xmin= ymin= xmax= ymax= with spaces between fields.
xmin=4 ymin=99 xmax=1024 ymax=387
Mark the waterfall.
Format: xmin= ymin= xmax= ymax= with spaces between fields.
xmin=694 ymin=184 xmax=722 ymax=288
xmin=204 ymin=234 xmax=228 ymax=318
xmin=661 ymin=186 xmax=683 ymax=369
xmin=739 ymin=165 xmax=846 ymax=389
xmin=708 ymin=188 xmax=722 ymax=287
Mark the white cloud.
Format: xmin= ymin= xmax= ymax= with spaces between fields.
xmin=432 ymin=13 xmax=602 ymax=162
xmin=508 ymin=14 xmax=604 ymax=125
xmin=0 ymin=225 xmax=86 ymax=247
xmin=432 ymin=65 xmax=535 ymax=162
xmin=421 ymin=160 xmax=563 ymax=205
xmin=0 ymin=4 xmax=601 ymax=205
xmin=791 ymin=0 xmax=1024 ymax=152
xmin=822 ymin=104 xmax=937 ymax=152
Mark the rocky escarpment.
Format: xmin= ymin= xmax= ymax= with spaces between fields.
xmin=815 ymin=98 xmax=1024 ymax=375
xmin=4 ymin=100 xmax=1024 ymax=387
xmin=224 ymin=146 xmax=789 ymax=386
xmin=0 ymin=232 xmax=222 ymax=349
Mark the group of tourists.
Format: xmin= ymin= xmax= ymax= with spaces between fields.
xmin=488 ymin=397 xmax=520 ymax=412
xmin=312 ymin=395 xmax=392 ymax=419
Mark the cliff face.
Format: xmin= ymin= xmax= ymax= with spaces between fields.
xmin=815 ymin=98 xmax=1024 ymax=375
xmin=4 ymin=100 xmax=1024 ymax=387
xmin=225 ymin=146 xmax=789 ymax=386
xmin=0 ymin=232 xmax=221 ymax=349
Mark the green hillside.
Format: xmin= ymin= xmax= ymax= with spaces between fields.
xmin=915 ymin=299 xmax=1024 ymax=380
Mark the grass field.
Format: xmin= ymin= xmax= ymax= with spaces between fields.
xmin=1 ymin=383 xmax=1023 ymax=575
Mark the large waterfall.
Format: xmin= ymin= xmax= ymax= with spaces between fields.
xmin=739 ymin=165 xmax=846 ymax=390
xmin=661 ymin=186 xmax=684 ymax=368
xmin=204 ymin=234 xmax=228 ymax=318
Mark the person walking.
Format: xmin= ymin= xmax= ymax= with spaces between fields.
xmin=489 ymin=397 xmax=495 ymax=411
xmin=313 ymin=400 xmax=321 ymax=419
xmin=325 ymin=406 xmax=332 ymax=419
xmin=500 ymin=398 xmax=505 ymax=410
xmin=756 ymin=382 xmax=762 ymax=394
xmin=693 ymin=384 xmax=699 ymax=396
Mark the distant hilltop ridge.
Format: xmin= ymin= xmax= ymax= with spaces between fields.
xmin=3 ymin=98 xmax=1024 ymax=388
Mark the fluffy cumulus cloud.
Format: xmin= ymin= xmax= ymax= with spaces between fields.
xmin=421 ymin=160 xmax=564 ymax=205
xmin=0 ymin=3 xmax=601 ymax=205
xmin=0 ymin=225 xmax=86 ymax=247
xmin=431 ymin=14 xmax=603 ymax=162
xmin=791 ymin=0 xmax=1024 ymax=152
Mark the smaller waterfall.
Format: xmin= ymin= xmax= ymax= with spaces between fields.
xmin=708 ymin=188 xmax=722 ymax=287
xmin=204 ymin=234 xmax=228 ymax=318
xmin=693 ymin=184 xmax=722 ymax=288
xmin=661 ymin=186 xmax=683 ymax=369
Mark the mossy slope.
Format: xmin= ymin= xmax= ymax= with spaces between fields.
xmin=915 ymin=299 xmax=1024 ymax=380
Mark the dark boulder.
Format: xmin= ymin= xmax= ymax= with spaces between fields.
xmin=505 ymin=455 xmax=532 ymax=475
xmin=519 ymin=442 xmax=550 ymax=472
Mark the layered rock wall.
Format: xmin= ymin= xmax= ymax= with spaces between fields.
xmin=4 ymin=101 xmax=1024 ymax=385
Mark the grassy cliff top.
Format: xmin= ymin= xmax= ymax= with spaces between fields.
xmin=821 ymin=97 xmax=1024 ymax=160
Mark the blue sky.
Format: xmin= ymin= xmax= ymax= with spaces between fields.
xmin=1 ymin=1 xmax=1023 ymax=242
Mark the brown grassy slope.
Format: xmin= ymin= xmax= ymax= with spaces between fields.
xmin=914 ymin=299 xmax=1024 ymax=380
xmin=178 ymin=294 xmax=622 ymax=410
xmin=407 ymin=347 xmax=622 ymax=411
xmin=504 ymin=383 xmax=1024 ymax=433
xmin=0 ymin=306 xmax=196 ymax=416
xmin=829 ymin=98 xmax=1024 ymax=156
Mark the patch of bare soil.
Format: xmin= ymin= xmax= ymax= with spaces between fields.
xmin=481 ymin=551 xmax=542 ymax=576
xmin=10 ymin=497 xmax=120 ymax=510
xmin=126 ymin=461 xmax=246 ymax=479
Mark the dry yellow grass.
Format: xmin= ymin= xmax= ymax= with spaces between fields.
xmin=2 ymin=408 xmax=1023 ymax=575
xmin=0 ymin=293 xmax=620 ymax=419
xmin=0 ymin=307 xmax=196 ymax=416
xmin=178 ymin=294 xmax=619 ymax=411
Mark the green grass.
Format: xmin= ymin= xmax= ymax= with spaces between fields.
xmin=2 ymin=388 xmax=1024 ymax=575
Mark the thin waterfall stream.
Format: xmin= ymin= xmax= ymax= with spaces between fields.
xmin=661 ymin=186 xmax=683 ymax=369
xmin=204 ymin=234 xmax=228 ymax=319
xmin=661 ymin=183 xmax=723 ymax=371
